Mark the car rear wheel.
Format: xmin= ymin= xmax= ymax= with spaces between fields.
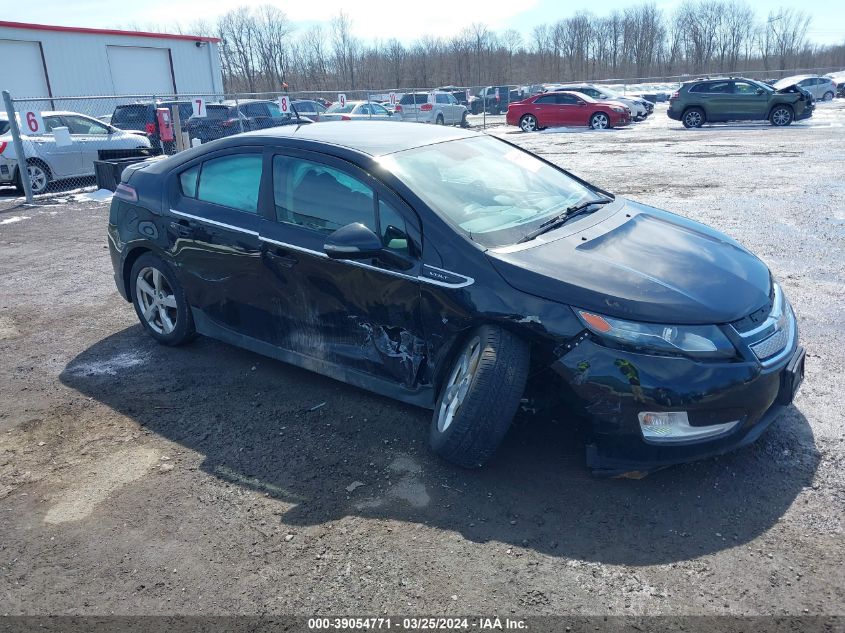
xmin=460 ymin=111 xmax=469 ymax=128
xmin=130 ymin=253 xmax=195 ymax=346
xmin=435 ymin=114 xmax=444 ymax=125
xmin=682 ymin=107 xmax=705 ymax=128
xmin=17 ymin=160 xmax=51 ymax=195
xmin=770 ymin=105 xmax=793 ymax=126
xmin=429 ymin=325 xmax=529 ymax=468
xmin=519 ymin=114 xmax=538 ymax=132
xmin=590 ymin=113 xmax=610 ymax=129
xmin=822 ymin=91 xmax=834 ymax=101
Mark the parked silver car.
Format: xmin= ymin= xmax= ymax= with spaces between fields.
xmin=320 ymin=101 xmax=399 ymax=122
xmin=774 ymin=75 xmax=837 ymax=101
xmin=395 ymin=92 xmax=468 ymax=126
xmin=0 ymin=111 xmax=150 ymax=195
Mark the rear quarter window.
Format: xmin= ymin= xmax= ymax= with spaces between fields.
xmin=112 ymin=105 xmax=151 ymax=129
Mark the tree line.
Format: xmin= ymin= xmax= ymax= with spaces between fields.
xmin=169 ymin=1 xmax=845 ymax=93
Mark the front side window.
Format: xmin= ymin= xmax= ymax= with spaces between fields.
xmin=196 ymin=154 xmax=262 ymax=213
xmin=273 ymin=156 xmax=375 ymax=234
xmin=381 ymin=135 xmax=597 ymax=247
xmin=242 ymin=103 xmax=268 ymax=117
xmin=327 ymin=103 xmax=356 ymax=114
xmin=436 ymin=94 xmax=449 ymax=104
xmin=64 ymin=115 xmax=110 ymax=135
xmin=733 ymin=81 xmax=758 ymax=95
xmin=378 ymin=200 xmax=409 ymax=254
xmin=370 ymin=103 xmax=388 ymax=115
xmin=557 ymin=94 xmax=580 ymax=105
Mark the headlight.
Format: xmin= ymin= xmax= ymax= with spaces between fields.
xmin=576 ymin=310 xmax=736 ymax=358
xmin=611 ymin=106 xmax=625 ymax=113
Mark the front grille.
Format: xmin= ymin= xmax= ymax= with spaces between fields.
xmin=750 ymin=327 xmax=790 ymax=360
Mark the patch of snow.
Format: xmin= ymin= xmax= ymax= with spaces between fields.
xmin=0 ymin=215 xmax=29 ymax=225
xmin=68 ymin=350 xmax=149 ymax=376
xmin=73 ymin=189 xmax=114 ymax=202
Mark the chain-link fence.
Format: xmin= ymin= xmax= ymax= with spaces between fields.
xmin=3 ymin=63 xmax=842 ymax=202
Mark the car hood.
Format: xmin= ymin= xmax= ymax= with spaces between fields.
xmin=487 ymin=199 xmax=772 ymax=325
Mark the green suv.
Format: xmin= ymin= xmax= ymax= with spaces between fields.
xmin=667 ymin=77 xmax=814 ymax=128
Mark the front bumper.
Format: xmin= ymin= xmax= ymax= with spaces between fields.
xmin=553 ymin=336 xmax=804 ymax=476
xmin=795 ymin=106 xmax=814 ymax=121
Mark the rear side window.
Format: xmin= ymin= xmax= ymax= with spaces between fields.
xmin=205 ymin=106 xmax=229 ymax=120
xmin=195 ymin=154 xmax=262 ymax=213
xmin=273 ymin=155 xmax=375 ymax=234
xmin=535 ymin=95 xmax=556 ymax=104
xmin=112 ymin=105 xmax=151 ymax=130
xmin=0 ymin=121 xmax=9 ymax=135
xmin=242 ymin=103 xmax=268 ymax=117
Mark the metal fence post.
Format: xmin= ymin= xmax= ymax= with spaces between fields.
xmin=235 ymin=95 xmax=244 ymax=134
xmin=2 ymin=90 xmax=33 ymax=204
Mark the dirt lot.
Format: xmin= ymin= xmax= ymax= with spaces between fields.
xmin=1 ymin=102 xmax=843 ymax=619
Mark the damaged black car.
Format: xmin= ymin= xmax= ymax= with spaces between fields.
xmin=107 ymin=122 xmax=804 ymax=474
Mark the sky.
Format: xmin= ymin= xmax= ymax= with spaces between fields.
xmin=4 ymin=0 xmax=844 ymax=46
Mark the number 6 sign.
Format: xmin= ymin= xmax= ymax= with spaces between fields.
xmin=192 ymin=98 xmax=206 ymax=118
xmin=279 ymin=95 xmax=291 ymax=114
xmin=19 ymin=110 xmax=45 ymax=135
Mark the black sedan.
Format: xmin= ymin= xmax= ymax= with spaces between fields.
xmin=108 ymin=122 xmax=804 ymax=474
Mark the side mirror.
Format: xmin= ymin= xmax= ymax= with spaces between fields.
xmin=756 ymin=88 xmax=765 ymax=95
xmin=324 ymin=223 xmax=382 ymax=260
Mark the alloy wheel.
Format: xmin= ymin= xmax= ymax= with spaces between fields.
xmin=28 ymin=164 xmax=48 ymax=194
xmin=772 ymin=108 xmax=791 ymax=126
xmin=135 ymin=266 xmax=178 ymax=335
xmin=591 ymin=113 xmax=609 ymax=129
xmin=520 ymin=115 xmax=537 ymax=132
xmin=684 ymin=111 xmax=702 ymax=127
xmin=437 ymin=337 xmax=482 ymax=433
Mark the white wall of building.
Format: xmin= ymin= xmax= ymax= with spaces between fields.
xmin=0 ymin=22 xmax=223 ymax=99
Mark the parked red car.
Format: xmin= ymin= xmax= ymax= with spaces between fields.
xmin=506 ymin=91 xmax=631 ymax=131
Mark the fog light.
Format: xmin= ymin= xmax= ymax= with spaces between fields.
xmin=638 ymin=412 xmax=740 ymax=444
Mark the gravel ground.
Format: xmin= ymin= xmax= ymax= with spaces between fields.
xmin=1 ymin=102 xmax=843 ymax=618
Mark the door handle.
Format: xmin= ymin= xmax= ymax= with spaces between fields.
xmin=169 ymin=220 xmax=194 ymax=238
xmin=264 ymin=247 xmax=298 ymax=268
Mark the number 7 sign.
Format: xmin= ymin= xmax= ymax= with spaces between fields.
xmin=192 ymin=98 xmax=206 ymax=118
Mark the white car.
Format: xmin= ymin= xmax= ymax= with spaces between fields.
xmin=774 ymin=75 xmax=837 ymax=101
xmin=395 ymin=92 xmax=468 ymax=126
xmin=320 ymin=101 xmax=400 ymax=122
xmin=0 ymin=111 xmax=150 ymax=195
xmin=552 ymin=84 xmax=648 ymax=120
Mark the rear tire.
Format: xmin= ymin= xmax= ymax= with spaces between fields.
xmin=435 ymin=114 xmax=444 ymax=125
xmin=822 ymin=91 xmax=834 ymax=101
xmin=21 ymin=160 xmax=51 ymax=195
xmin=770 ymin=105 xmax=793 ymax=126
xmin=682 ymin=107 xmax=705 ymax=128
xmin=129 ymin=253 xmax=195 ymax=346
xmin=519 ymin=114 xmax=538 ymax=132
xmin=460 ymin=111 xmax=469 ymax=128
xmin=429 ymin=325 xmax=530 ymax=468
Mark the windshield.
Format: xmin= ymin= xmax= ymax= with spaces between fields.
xmin=0 ymin=120 xmax=9 ymax=136
xmin=381 ymin=136 xmax=598 ymax=247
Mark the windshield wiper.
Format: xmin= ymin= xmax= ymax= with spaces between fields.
xmin=517 ymin=198 xmax=613 ymax=244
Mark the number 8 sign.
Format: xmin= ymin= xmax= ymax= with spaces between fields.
xmin=19 ymin=110 xmax=45 ymax=135
xmin=279 ymin=95 xmax=290 ymax=114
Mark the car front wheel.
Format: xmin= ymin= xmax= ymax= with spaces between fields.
xmin=770 ymin=105 xmax=793 ymax=126
xmin=590 ymin=113 xmax=610 ymax=129
xmin=429 ymin=325 xmax=529 ymax=468
xmin=519 ymin=114 xmax=538 ymax=132
xmin=130 ymin=253 xmax=195 ymax=346
xmin=822 ymin=91 xmax=834 ymax=101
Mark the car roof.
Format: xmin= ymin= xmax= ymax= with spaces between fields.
xmin=221 ymin=99 xmax=272 ymax=106
xmin=0 ymin=110 xmax=94 ymax=120
xmin=238 ymin=120 xmax=479 ymax=156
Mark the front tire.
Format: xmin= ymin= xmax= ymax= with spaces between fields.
xmin=590 ymin=112 xmax=610 ymax=129
xmin=130 ymin=253 xmax=195 ymax=346
xmin=429 ymin=325 xmax=529 ymax=468
xmin=519 ymin=114 xmax=538 ymax=132
xmin=682 ymin=107 xmax=705 ymax=128
xmin=822 ymin=91 xmax=834 ymax=101
xmin=770 ymin=105 xmax=793 ymax=126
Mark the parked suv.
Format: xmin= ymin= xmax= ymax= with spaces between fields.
xmin=183 ymin=99 xmax=305 ymax=144
xmin=668 ymin=77 xmax=814 ymax=128
xmin=396 ymin=92 xmax=468 ymax=126
xmin=774 ymin=75 xmax=837 ymax=101
xmin=468 ymin=86 xmax=513 ymax=115
xmin=111 ymin=101 xmax=193 ymax=154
